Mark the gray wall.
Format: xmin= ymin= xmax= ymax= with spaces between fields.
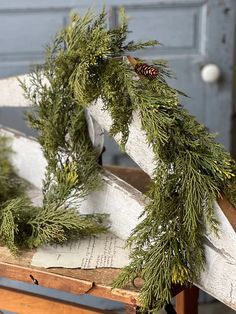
xmin=230 ymin=11 xmax=236 ymax=158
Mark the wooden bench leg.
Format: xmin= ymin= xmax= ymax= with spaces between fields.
xmin=125 ymin=285 xmax=199 ymax=314
xmin=176 ymin=286 xmax=199 ymax=314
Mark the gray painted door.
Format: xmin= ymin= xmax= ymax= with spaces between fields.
xmin=0 ymin=0 xmax=235 ymax=153
xmin=106 ymin=0 xmax=235 ymax=151
xmin=0 ymin=0 xmax=79 ymax=78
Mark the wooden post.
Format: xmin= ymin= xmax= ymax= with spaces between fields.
xmin=125 ymin=304 xmax=137 ymax=314
xmin=176 ymin=286 xmax=199 ymax=314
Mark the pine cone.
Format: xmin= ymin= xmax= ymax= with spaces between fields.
xmin=134 ymin=63 xmax=158 ymax=79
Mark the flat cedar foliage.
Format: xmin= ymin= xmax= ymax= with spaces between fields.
xmin=1 ymin=7 xmax=236 ymax=313
xmin=0 ymin=135 xmax=107 ymax=255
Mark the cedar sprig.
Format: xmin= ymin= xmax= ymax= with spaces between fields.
xmin=0 ymin=135 xmax=107 ymax=255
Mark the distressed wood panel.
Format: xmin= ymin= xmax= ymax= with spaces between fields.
xmin=203 ymin=0 xmax=236 ymax=150
xmin=0 ymin=74 xmax=33 ymax=107
xmin=0 ymin=11 xmax=66 ymax=56
xmin=197 ymin=244 xmax=236 ymax=311
xmin=88 ymin=99 xmax=155 ymax=177
xmin=0 ymin=128 xmax=46 ymax=190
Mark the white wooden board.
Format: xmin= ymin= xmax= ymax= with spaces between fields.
xmin=0 ymin=128 xmax=46 ymax=190
xmin=0 ymin=75 xmax=31 ymax=107
xmin=198 ymin=244 xmax=236 ymax=311
xmin=88 ymin=99 xmax=155 ymax=176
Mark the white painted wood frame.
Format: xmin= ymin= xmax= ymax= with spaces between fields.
xmin=1 ymin=74 xmax=236 ymax=310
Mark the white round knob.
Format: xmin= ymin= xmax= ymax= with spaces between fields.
xmin=201 ymin=64 xmax=221 ymax=83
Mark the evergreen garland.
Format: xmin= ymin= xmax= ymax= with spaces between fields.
xmin=16 ymin=8 xmax=236 ymax=313
xmin=0 ymin=136 xmax=25 ymax=203
xmin=0 ymin=136 xmax=107 ymax=255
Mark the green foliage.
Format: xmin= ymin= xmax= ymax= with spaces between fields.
xmin=16 ymin=8 xmax=236 ymax=313
xmin=0 ymin=136 xmax=25 ymax=203
xmin=0 ymin=196 xmax=106 ymax=254
xmin=0 ymin=136 xmax=107 ymax=255
xmin=0 ymin=127 xmax=106 ymax=255
xmin=100 ymin=59 xmax=135 ymax=147
xmin=24 ymin=204 xmax=107 ymax=249
xmin=111 ymin=55 xmax=236 ymax=311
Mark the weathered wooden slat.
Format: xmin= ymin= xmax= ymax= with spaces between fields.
xmin=0 ymin=128 xmax=46 ymax=190
xmin=205 ymin=200 xmax=236 ymax=261
xmin=197 ymin=244 xmax=236 ymax=311
xmin=0 ymin=75 xmax=30 ymax=107
xmin=88 ymin=99 xmax=155 ymax=177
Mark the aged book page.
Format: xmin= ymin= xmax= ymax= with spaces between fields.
xmin=31 ymin=233 xmax=130 ymax=269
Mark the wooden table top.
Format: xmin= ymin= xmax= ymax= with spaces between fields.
xmin=0 ymin=244 xmax=141 ymax=306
